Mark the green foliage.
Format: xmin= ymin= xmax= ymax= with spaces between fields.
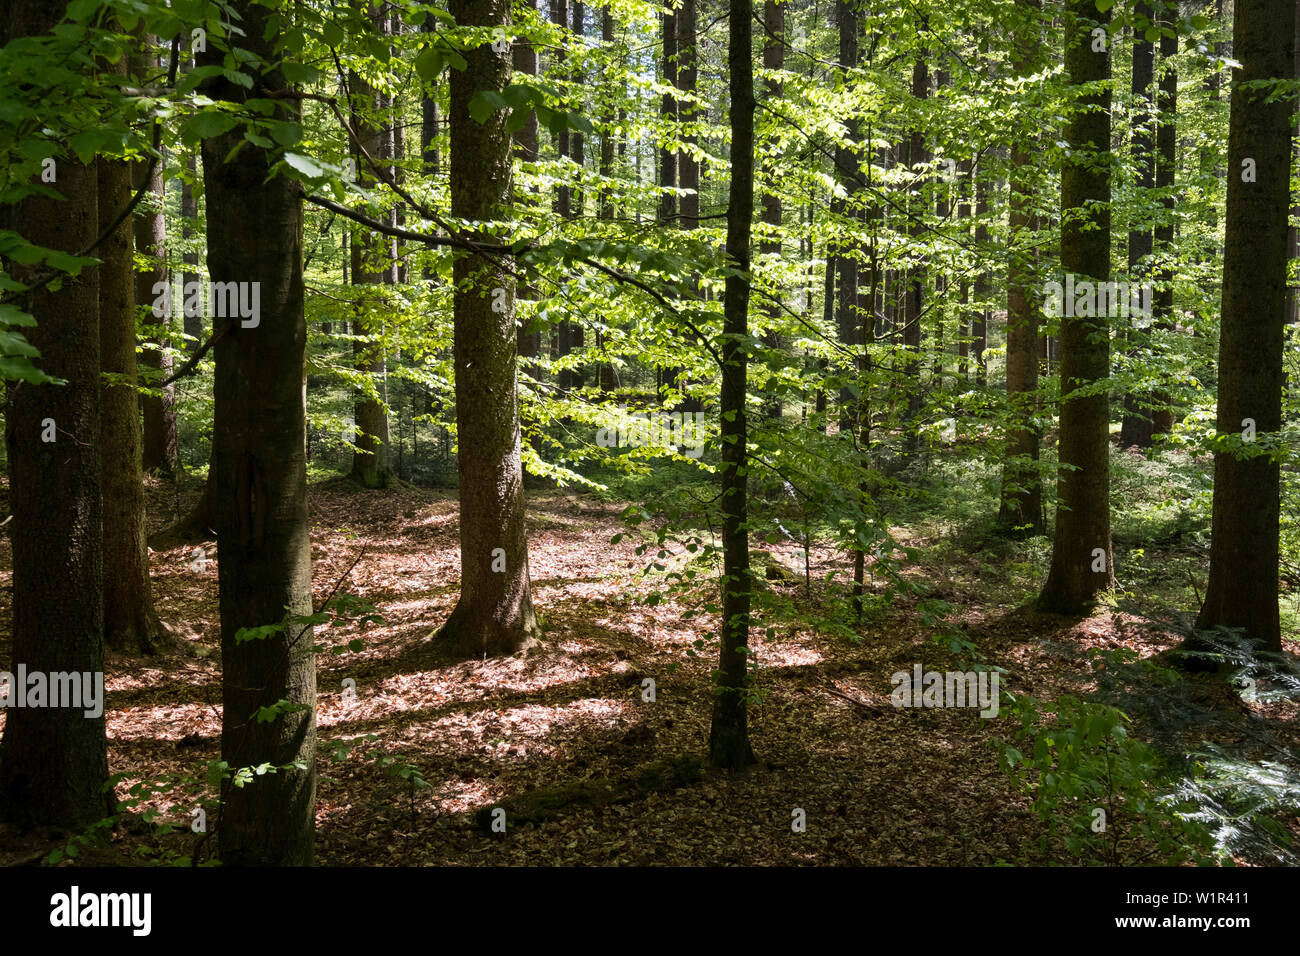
xmin=995 ymin=692 xmax=1216 ymax=865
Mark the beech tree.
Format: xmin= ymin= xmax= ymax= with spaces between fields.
xmin=997 ymin=0 xmax=1044 ymax=536
xmin=710 ymin=0 xmax=757 ymax=771
xmin=0 ymin=0 xmax=111 ymax=831
xmin=435 ymin=0 xmax=540 ymax=658
xmin=1037 ymin=0 xmax=1115 ymax=613
xmin=1194 ymin=0 xmax=1295 ymax=655
xmin=198 ymin=0 xmax=317 ymax=864
xmin=348 ymin=34 xmax=394 ymax=490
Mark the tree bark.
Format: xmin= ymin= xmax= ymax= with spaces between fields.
xmin=181 ymin=147 xmax=202 ymax=352
xmin=199 ymin=0 xmax=317 ymax=864
xmin=1037 ymin=0 xmax=1116 ymax=613
xmin=348 ymin=57 xmax=393 ymax=489
xmin=0 ymin=2 xmax=110 ymax=830
xmin=1119 ymin=1 xmax=1156 ymax=447
xmin=902 ymin=52 xmax=928 ymax=454
xmin=1149 ymin=27 xmax=1178 ymax=435
xmin=1193 ymin=0 xmax=1294 ymax=655
xmin=657 ymin=5 xmax=678 ymax=224
xmin=998 ymin=0 xmax=1045 ymax=536
xmin=101 ymin=43 xmax=166 ymax=655
xmin=760 ymin=0 xmax=785 ymax=420
xmin=435 ymin=0 xmax=540 ymax=658
xmin=710 ymin=0 xmax=758 ymax=771
xmin=835 ymin=0 xmax=861 ymax=435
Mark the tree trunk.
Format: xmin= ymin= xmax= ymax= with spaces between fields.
xmin=436 ymin=0 xmax=540 ymax=658
xmin=199 ymin=1 xmax=317 ymax=864
xmin=348 ymin=61 xmax=393 ymax=489
xmin=973 ymin=176 xmax=989 ymax=386
xmin=596 ymin=5 xmax=617 ymax=390
xmin=1037 ymin=0 xmax=1116 ymax=613
xmin=101 ymin=46 xmax=166 ymax=655
xmin=1119 ymin=0 xmax=1156 ymax=447
xmin=514 ymin=1 xmax=543 ymax=361
xmin=710 ymin=0 xmax=758 ymax=771
xmin=998 ymin=0 xmax=1045 ymax=536
xmin=181 ymin=148 xmax=202 ymax=353
xmin=1149 ymin=27 xmax=1178 ymax=435
xmin=834 ymin=0 xmax=861 ymax=435
xmin=140 ymin=252 xmax=178 ymax=476
xmin=1193 ymin=0 xmax=1294 ymax=655
xmin=0 ymin=2 xmax=110 ymax=830
xmin=658 ymin=5 xmax=678 ymax=224
xmin=761 ymin=0 xmax=785 ymax=420
xmin=902 ymin=53 xmax=928 ymax=454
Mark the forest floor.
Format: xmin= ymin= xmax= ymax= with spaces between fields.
xmin=0 ymin=473 xmax=1297 ymax=866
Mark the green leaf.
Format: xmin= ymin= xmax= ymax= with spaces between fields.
xmin=283 ymin=152 xmax=326 ymax=178
xmin=267 ymin=120 xmax=302 ymax=147
xmin=183 ymin=110 xmax=240 ymax=142
xmin=280 ymin=61 xmax=319 ymax=85
xmin=415 ymin=46 xmax=445 ymax=82
xmin=468 ymin=90 xmax=507 ymax=123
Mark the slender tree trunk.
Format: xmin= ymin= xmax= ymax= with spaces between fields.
xmin=1193 ymin=0 xmax=1294 ymax=655
xmin=0 ymin=0 xmax=109 ymax=829
xmin=656 ymin=5 xmax=686 ymax=401
xmin=140 ymin=209 xmax=178 ymax=479
xmin=1037 ymin=0 xmax=1116 ymax=613
xmin=436 ymin=0 xmax=540 ymax=658
xmin=599 ymin=5 xmax=616 ymax=224
xmin=1120 ymin=0 xmax=1156 ymax=447
xmin=181 ymin=148 xmax=202 ymax=352
xmin=668 ymin=0 xmax=701 ymax=411
xmin=973 ymin=177 xmax=989 ymax=387
xmin=835 ymin=0 xmax=860 ymax=434
xmin=956 ymin=158 xmax=972 ymax=384
xmin=903 ymin=52 xmax=928 ymax=453
xmin=657 ymin=4 xmax=678 ymax=224
xmin=997 ymin=0 xmax=1045 ymax=536
xmin=421 ymin=14 xmax=443 ymax=289
xmin=932 ymin=68 xmax=949 ymax=388
xmin=571 ymin=1 xmax=586 ymax=215
xmin=101 ymin=43 xmax=166 ymax=654
xmin=200 ymin=0 xmax=316 ymax=864
xmin=710 ymin=0 xmax=758 ymax=771
xmin=761 ymin=0 xmax=785 ymax=420
xmin=348 ymin=60 xmax=393 ymax=489
xmin=596 ymin=4 xmax=617 ymax=390
xmin=1149 ymin=27 xmax=1178 ymax=435
xmin=551 ymin=0 xmax=581 ymax=391
xmin=514 ymin=1 xmax=543 ymax=361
